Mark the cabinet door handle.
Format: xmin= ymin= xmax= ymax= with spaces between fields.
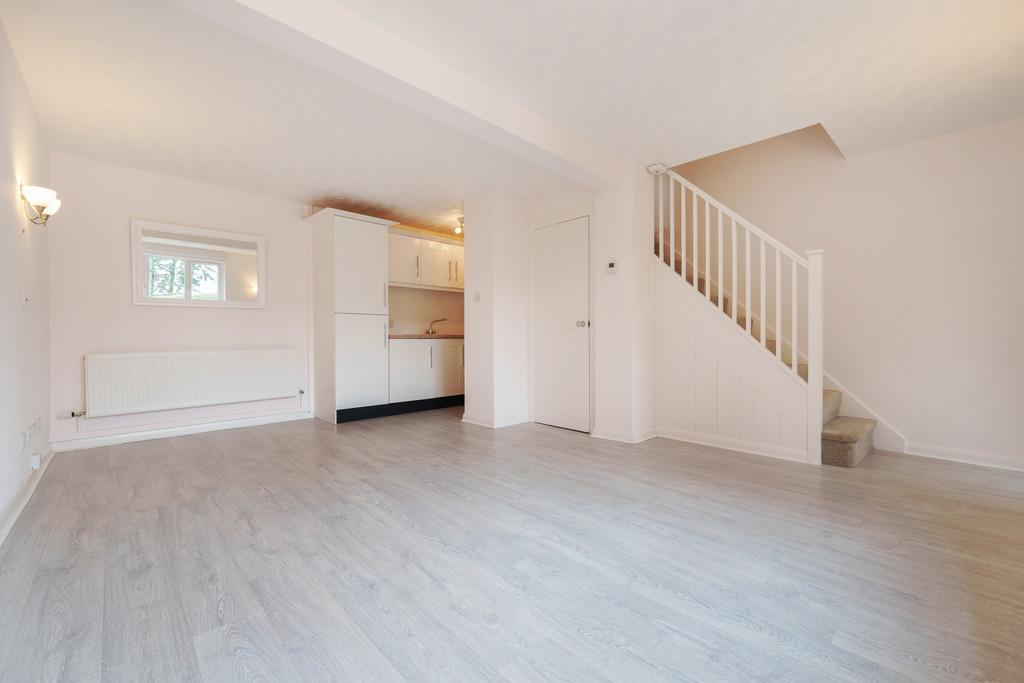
xmin=416 ymin=254 xmax=420 ymax=278
xmin=448 ymin=261 xmax=452 ymax=281
xmin=455 ymin=261 xmax=459 ymax=282
xmin=383 ymin=282 xmax=388 ymax=308
xmin=429 ymin=345 xmax=433 ymax=369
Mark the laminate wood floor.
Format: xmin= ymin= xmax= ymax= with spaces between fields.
xmin=1 ymin=408 xmax=1022 ymax=682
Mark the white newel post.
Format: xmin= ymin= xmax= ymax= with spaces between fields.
xmin=806 ymin=249 xmax=825 ymax=464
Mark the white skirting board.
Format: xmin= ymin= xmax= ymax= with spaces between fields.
xmin=904 ymin=441 xmax=1023 ymax=472
xmin=51 ymin=411 xmax=312 ymax=453
xmin=0 ymin=451 xmax=54 ymax=549
xmin=590 ymin=429 xmax=657 ymax=444
xmin=657 ymin=428 xmax=806 ymax=462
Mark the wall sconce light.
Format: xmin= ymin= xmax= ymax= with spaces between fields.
xmin=454 ymin=216 xmax=464 ymax=235
xmin=21 ymin=185 xmax=62 ymax=226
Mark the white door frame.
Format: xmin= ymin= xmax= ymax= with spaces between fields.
xmin=528 ymin=208 xmax=594 ymax=432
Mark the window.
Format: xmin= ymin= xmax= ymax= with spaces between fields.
xmin=130 ymin=220 xmax=265 ymax=308
xmin=143 ymin=254 xmax=224 ymax=302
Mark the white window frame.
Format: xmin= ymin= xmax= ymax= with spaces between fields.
xmin=130 ymin=219 xmax=266 ymax=308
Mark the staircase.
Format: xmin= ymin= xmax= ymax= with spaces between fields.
xmin=654 ymin=169 xmax=875 ymax=466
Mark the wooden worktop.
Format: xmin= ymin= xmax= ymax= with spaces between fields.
xmin=389 ymin=334 xmax=464 ymax=340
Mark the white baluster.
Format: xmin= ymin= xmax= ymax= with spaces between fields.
xmin=759 ymin=238 xmax=767 ymax=346
xmin=806 ymin=250 xmax=825 ymax=465
xmin=705 ymin=201 xmax=711 ymax=302
xmin=774 ymin=249 xmax=782 ymax=360
xmin=791 ymin=260 xmax=798 ymax=372
xmin=744 ymin=228 xmax=751 ymax=335
xmin=669 ymin=178 xmax=675 ymax=273
xmin=692 ymin=189 xmax=700 ymax=290
xmin=731 ymin=217 xmax=737 ymax=322
xmin=657 ymin=174 xmax=664 ymax=261
xmin=717 ymin=208 xmax=724 ymax=311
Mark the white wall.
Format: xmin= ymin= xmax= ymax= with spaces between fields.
xmin=0 ymin=24 xmax=49 ymax=539
xmin=49 ymin=154 xmax=313 ymax=444
xmin=591 ymin=161 xmax=656 ymax=443
xmin=388 ymin=287 xmax=463 ymax=336
xmin=679 ymin=120 xmax=1024 ymax=469
xmin=465 ymin=163 xmax=656 ymax=444
xmin=462 ymin=192 xmax=530 ymax=428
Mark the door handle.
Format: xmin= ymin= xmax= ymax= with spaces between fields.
xmin=575 ymin=320 xmax=588 ymax=327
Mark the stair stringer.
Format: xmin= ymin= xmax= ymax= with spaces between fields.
xmin=655 ymin=263 xmax=808 ymax=461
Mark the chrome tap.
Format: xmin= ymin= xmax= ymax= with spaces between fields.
xmin=426 ymin=318 xmax=448 ymax=335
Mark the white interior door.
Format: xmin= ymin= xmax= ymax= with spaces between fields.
xmin=531 ymin=217 xmax=590 ymax=432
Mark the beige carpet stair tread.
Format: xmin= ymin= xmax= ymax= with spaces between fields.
xmin=822 ymin=416 xmax=876 ymax=443
xmin=823 ymin=389 xmax=842 ymax=425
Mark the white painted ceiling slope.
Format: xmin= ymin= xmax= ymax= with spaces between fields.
xmin=338 ymin=0 xmax=1024 ymax=162
xmin=4 ymin=0 xmax=1022 ymax=228
xmin=0 ymin=0 xmax=589 ymax=229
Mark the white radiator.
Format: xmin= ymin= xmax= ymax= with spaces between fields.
xmin=84 ymin=349 xmax=299 ymax=417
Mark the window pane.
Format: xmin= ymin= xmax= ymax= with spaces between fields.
xmin=191 ymin=262 xmax=222 ymax=300
xmin=146 ymin=255 xmax=185 ymax=298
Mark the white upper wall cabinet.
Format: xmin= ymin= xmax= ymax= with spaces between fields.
xmin=420 ymin=239 xmax=452 ymax=288
xmin=451 ymin=244 xmax=465 ymax=289
xmin=334 ymin=216 xmax=389 ymax=314
xmin=389 ymin=230 xmax=464 ymax=291
xmin=388 ymin=233 xmax=421 ymax=285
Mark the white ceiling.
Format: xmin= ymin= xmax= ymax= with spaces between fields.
xmin=0 ymin=0 xmax=589 ymax=229
xmin=4 ymin=0 xmax=1022 ymax=226
xmin=337 ymin=0 xmax=1024 ymax=162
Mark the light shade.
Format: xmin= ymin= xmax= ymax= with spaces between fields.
xmin=21 ymin=185 xmax=57 ymax=208
xmin=42 ymin=198 xmax=62 ymax=216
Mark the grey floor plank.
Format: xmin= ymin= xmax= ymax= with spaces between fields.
xmin=1 ymin=408 xmax=1022 ymax=682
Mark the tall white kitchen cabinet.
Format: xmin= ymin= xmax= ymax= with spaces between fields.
xmin=308 ymin=208 xmax=397 ymax=423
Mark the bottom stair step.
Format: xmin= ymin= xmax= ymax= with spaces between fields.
xmin=821 ymin=416 xmax=876 ymax=467
xmin=823 ymin=389 xmax=842 ymax=425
